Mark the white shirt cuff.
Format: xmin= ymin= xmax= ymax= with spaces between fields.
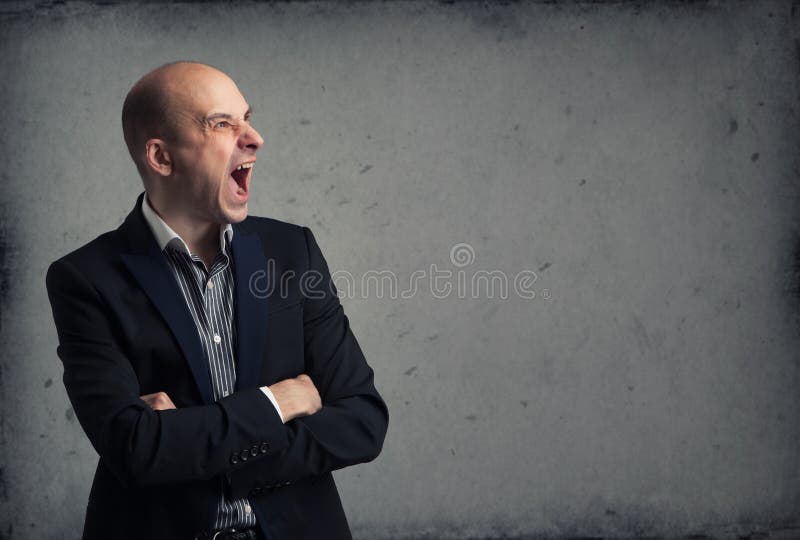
xmin=259 ymin=386 xmax=285 ymax=423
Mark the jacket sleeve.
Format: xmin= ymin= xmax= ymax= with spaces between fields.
xmin=228 ymin=227 xmax=389 ymax=499
xmin=46 ymin=257 xmax=290 ymax=488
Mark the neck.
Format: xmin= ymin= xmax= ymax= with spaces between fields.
xmin=146 ymin=191 xmax=220 ymax=257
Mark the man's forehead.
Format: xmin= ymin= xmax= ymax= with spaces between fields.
xmin=167 ymin=75 xmax=249 ymax=118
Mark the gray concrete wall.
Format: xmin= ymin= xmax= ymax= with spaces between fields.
xmin=1 ymin=1 xmax=799 ymax=538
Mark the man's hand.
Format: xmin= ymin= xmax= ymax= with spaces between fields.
xmin=140 ymin=392 xmax=176 ymax=411
xmin=268 ymin=374 xmax=322 ymax=422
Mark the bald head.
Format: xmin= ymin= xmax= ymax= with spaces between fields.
xmin=121 ymin=61 xmax=232 ymax=179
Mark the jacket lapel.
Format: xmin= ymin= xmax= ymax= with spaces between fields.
xmin=118 ymin=193 xmax=215 ymax=404
xmin=230 ymin=227 xmax=269 ymax=391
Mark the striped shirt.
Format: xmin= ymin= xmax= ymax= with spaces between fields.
xmin=140 ymin=193 xmax=279 ymax=531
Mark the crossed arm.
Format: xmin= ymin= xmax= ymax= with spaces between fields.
xmin=140 ymin=373 xmax=322 ymax=423
xmin=46 ymin=227 xmax=388 ymax=493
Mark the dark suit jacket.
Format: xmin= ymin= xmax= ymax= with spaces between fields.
xmin=45 ymin=192 xmax=389 ymax=540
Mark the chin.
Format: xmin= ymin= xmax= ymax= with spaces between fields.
xmin=225 ymin=206 xmax=249 ymax=224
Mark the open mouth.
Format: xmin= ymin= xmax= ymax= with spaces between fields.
xmin=230 ymin=161 xmax=254 ymax=194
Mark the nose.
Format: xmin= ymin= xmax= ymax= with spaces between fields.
xmin=241 ymin=123 xmax=264 ymax=151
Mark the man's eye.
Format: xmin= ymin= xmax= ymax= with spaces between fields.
xmin=213 ymin=120 xmax=232 ymax=129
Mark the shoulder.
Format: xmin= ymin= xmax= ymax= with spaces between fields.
xmin=45 ymin=230 xmax=125 ymax=291
xmin=236 ymin=214 xmax=306 ymax=241
xmin=47 ymin=228 xmax=125 ymax=280
xmin=236 ymin=215 xmax=334 ymax=278
xmin=235 ymin=214 xmax=317 ymax=261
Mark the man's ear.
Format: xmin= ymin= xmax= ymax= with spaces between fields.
xmin=144 ymin=139 xmax=172 ymax=177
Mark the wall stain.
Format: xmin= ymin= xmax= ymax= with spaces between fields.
xmin=787 ymin=225 xmax=800 ymax=333
xmin=0 ymin=205 xmax=11 ymax=540
xmin=0 ymin=233 xmax=7 ymax=305
xmin=471 ymin=6 xmax=528 ymax=43
xmin=631 ymin=315 xmax=653 ymax=353
xmin=404 ymin=366 xmax=417 ymax=376
xmin=0 ymin=467 xmax=6 ymax=503
xmin=483 ymin=304 xmax=500 ymax=320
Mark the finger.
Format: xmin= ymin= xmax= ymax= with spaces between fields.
xmin=140 ymin=392 xmax=175 ymax=410
xmin=155 ymin=392 xmax=176 ymax=410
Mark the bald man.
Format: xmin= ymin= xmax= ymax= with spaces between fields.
xmin=46 ymin=62 xmax=388 ymax=540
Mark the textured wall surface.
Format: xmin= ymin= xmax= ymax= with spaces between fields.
xmin=1 ymin=1 xmax=799 ymax=539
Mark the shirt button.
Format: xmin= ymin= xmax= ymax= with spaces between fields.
xmin=213 ymin=334 xmax=221 ymax=344
xmin=207 ymin=281 xmax=214 ymax=289
xmin=245 ymin=503 xmax=252 ymax=514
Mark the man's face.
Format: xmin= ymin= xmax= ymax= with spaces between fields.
xmin=166 ymin=68 xmax=264 ymax=225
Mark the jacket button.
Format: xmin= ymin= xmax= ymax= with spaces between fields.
xmin=259 ymin=442 xmax=269 ymax=454
xmin=240 ymin=450 xmax=249 ymax=462
xmin=230 ymin=453 xmax=240 ymax=465
xmin=249 ymin=444 xmax=259 ymax=457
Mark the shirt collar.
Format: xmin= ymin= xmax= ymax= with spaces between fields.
xmin=140 ymin=192 xmax=233 ymax=255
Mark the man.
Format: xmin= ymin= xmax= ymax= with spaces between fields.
xmin=45 ymin=61 xmax=388 ymax=540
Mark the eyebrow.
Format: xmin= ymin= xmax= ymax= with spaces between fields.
xmin=203 ymin=107 xmax=253 ymax=123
